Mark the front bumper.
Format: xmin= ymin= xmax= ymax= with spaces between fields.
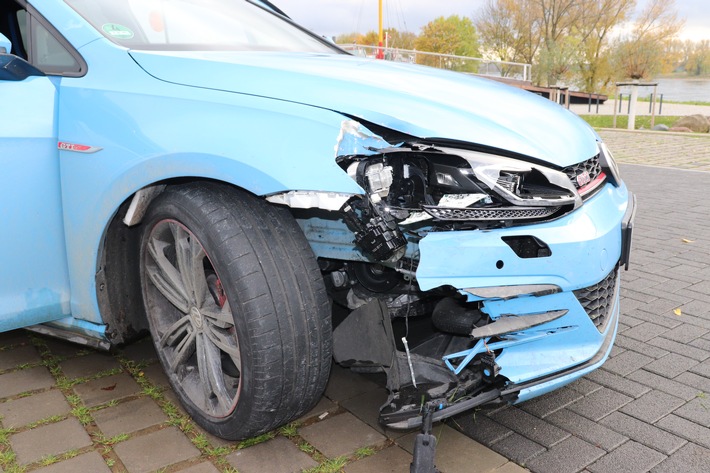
xmin=390 ymin=183 xmax=635 ymax=427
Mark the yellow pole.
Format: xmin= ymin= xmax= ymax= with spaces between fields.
xmin=377 ymin=0 xmax=384 ymax=59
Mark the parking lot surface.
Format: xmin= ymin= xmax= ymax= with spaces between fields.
xmin=1 ymin=129 xmax=710 ymax=473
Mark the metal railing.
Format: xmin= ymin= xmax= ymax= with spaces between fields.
xmin=339 ymin=44 xmax=532 ymax=82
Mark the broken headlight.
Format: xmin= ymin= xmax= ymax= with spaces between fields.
xmin=340 ymin=146 xmax=581 ymax=230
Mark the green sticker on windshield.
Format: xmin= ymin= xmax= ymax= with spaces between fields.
xmin=102 ymin=23 xmax=134 ymax=40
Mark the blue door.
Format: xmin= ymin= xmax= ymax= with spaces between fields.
xmin=0 ymin=4 xmax=74 ymax=331
xmin=0 ymin=69 xmax=71 ymax=332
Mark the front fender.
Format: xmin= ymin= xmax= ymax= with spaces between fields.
xmin=57 ymin=44 xmax=366 ymax=324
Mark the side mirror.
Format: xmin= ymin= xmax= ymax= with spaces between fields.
xmin=0 ymin=55 xmax=45 ymax=81
xmin=0 ymin=32 xmax=11 ymax=54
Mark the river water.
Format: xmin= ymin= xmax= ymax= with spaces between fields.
xmin=649 ymin=78 xmax=710 ymax=102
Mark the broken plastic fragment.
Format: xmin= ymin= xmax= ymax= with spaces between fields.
xmin=681 ymin=238 xmax=694 ymax=244
xmin=673 ymin=308 xmax=682 ymax=316
xmin=334 ymin=119 xmax=394 ymax=157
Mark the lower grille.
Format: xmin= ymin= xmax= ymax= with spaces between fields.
xmin=574 ymin=270 xmax=618 ymax=332
xmin=422 ymin=205 xmax=560 ymax=221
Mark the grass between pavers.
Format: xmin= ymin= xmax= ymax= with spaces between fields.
xmin=1 ymin=336 xmax=393 ymax=473
xmin=579 ymin=115 xmax=682 ymax=130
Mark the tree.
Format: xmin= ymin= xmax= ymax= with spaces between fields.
xmin=335 ymin=31 xmax=380 ymax=46
xmin=414 ymin=15 xmax=480 ymax=72
xmin=384 ymin=28 xmax=417 ymax=50
xmin=574 ymin=0 xmax=636 ymax=92
xmin=611 ymin=0 xmax=684 ymax=80
xmin=686 ymin=40 xmax=710 ymax=76
xmin=475 ymin=0 xmax=542 ymax=76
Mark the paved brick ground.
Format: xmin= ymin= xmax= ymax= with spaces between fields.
xmin=0 ymin=334 xmax=521 ymax=473
xmin=2 ymin=129 xmax=709 ymax=472
xmin=453 ymin=129 xmax=710 ymax=472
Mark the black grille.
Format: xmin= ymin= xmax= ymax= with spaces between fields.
xmin=574 ymin=270 xmax=618 ymax=332
xmin=563 ymin=155 xmax=602 ymax=189
xmin=422 ymin=205 xmax=559 ymax=221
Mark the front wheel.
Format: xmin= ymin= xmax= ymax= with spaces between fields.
xmin=139 ymin=182 xmax=332 ymax=439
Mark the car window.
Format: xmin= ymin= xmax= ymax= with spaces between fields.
xmin=29 ymin=14 xmax=80 ymax=73
xmin=64 ymin=0 xmax=340 ymax=53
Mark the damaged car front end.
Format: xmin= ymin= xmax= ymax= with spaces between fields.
xmin=269 ymin=117 xmax=635 ymax=431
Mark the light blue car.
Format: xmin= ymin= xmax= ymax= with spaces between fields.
xmin=0 ymin=0 xmax=634 ymax=445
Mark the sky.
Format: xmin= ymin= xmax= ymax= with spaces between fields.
xmin=279 ymin=0 xmax=710 ymax=42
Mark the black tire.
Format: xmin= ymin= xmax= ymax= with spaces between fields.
xmin=139 ymin=182 xmax=332 ymax=439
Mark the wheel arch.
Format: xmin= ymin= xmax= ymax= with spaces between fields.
xmin=98 ymin=176 xmax=290 ymax=345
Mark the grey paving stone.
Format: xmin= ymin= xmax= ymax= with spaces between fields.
xmin=546 ymin=409 xmax=628 ymax=452
xmin=120 ymin=337 xmax=159 ymax=363
xmin=492 ymin=463 xmax=530 ymax=473
xmin=656 ymin=414 xmax=710 ymax=449
xmin=0 ymin=366 xmax=55 ymax=398
xmin=226 ymin=436 xmax=317 ymax=473
xmin=398 ymin=424 xmax=508 ymax=473
xmin=689 ymin=359 xmax=710 ymax=378
xmin=647 ymin=336 xmax=710 ymax=362
xmin=491 ymin=406 xmax=569 ymax=448
xmin=174 ymin=462 xmax=221 ymax=473
xmin=588 ymin=440 xmax=666 ymax=473
xmin=525 ymin=436 xmax=604 ymax=473
xmin=344 ymin=445 xmax=412 ymax=473
xmin=298 ymin=396 xmax=337 ymax=423
xmin=586 ymin=368 xmax=650 ymax=398
xmin=675 ymin=372 xmax=710 ymax=393
xmin=0 ymin=390 xmax=70 ymax=428
xmin=33 ymin=451 xmax=111 ymax=473
xmin=661 ymin=324 xmax=710 ymax=344
xmin=451 ymin=411 xmax=513 ymax=445
xmin=0 ymin=344 xmax=41 ymax=371
xmin=340 ymin=387 xmax=389 ymax=434
xmin=114 ymin=427 xmax=200 ymax=473
xmin=139 ymin=362 xmax=170 ymax=389
xmin=93 ymin=397 xmax=168 ymax=437
xmin=299 ymin=412 xmax=386 ymax=458
xmin=518 ymin=387 xmax=582 ymax=418
xmin=609 ymin=345 xmax=627 ymax=358
xmin=324 ymin=365 xmax=381 ymax=403
xmin=614 ymin=335 xmax=669 ymax=359
xmin=10 ymin=418 xmax=92 ymax=465
xmin=651 ymin=443 xmax=710 ymax=473
xmin=627 ymin=369 xmax=703 ymax=401
xmin=567 ymin=387 xmax=633 ymax=422
xmin=568 ymin=378 xmax=602 ymax=395
xmin=690 ymin=337 xmax=710 ymax=352
xmin=600 ymin=350 xmax=653 ymax=377
xmin=619 ymin=390 xmax=685 ymax=424
xmin=622 ymin=322 xmax=669 ymax=342
xmin=0 ymin=330 xmax=31 ymax=348
xmin=59 ymin=353 xmax=121 ymax=379
xmin=489 ymin=432 xmax=545 ymax=465
xmin=644 ymin=353 xmax=699 ymax=378
xmin=599 ymin=412 xmax=686 ymax=455
xmin=673 ymin=397 xmax=710 ymax=427
xmin=625 ymin=308 xmax=683 ymax=329
xmin=73 ymin=373 xmax=141 ymax=407
xmin=39 ymin=338 xmax=88 ymax=358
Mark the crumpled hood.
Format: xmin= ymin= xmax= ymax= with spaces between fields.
xmin=129 ymin=50 xmax=599 ymax=166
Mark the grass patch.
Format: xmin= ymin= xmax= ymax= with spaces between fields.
xmin=278 ymin=422 xmax=299 ymax=439
xmin=579 ymin=115 xmax=681 ymax=130
xmin=304 ymin=456 xmax=348 ymax=473
xmin=354 ymin=446 xmax=375 ymax=459
xmin=238 ymin=431 xmax=275 ymax=449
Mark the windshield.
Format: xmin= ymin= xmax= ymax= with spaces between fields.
xmin=64 ymin=0 xmax=339 ymax=53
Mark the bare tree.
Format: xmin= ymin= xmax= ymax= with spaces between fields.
xmin=575 ymin=0 xmax=636 ymax=91
xmin=475 ymin=0 xmax=542 ymax=77
xmin=612 ymin=0 xmax=684 ymax=80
